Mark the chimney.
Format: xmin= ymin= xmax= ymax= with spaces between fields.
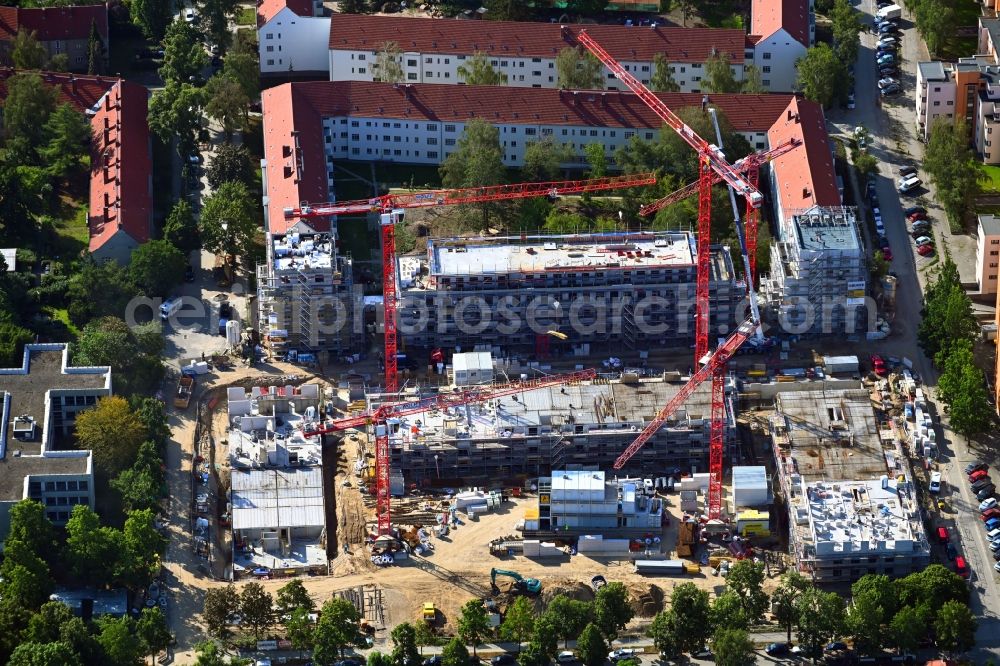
xmin=70 ymin=76 xmax=76 ymax=94
xmin=701 ymin=95 xmax=708 ymax=111
xmin=601 ymin=92 xmax=607 ymax=106
xmin=794 ymin=113 xmax=801 ymax=123
xmin=787 ymin=108 xmax=793 ymax=120
xmin=572 ymin=91 xmax=578 ymax=105
xmin=560 ymin=24 xmax=571 ymax=39
xmin=802 ymin=187 xmax=811 ymax=198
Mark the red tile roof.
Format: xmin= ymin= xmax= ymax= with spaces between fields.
xmin=767 ymin=96 xmax=841 ymax=214
xmin=0 ymin=70 xmax=150 ymax=255
xmin=329 ymin=15 xmax=749 ymax=64
xmin=262 ymin=81 xmax=798 ymax=234
xmin=0 ymin=4 xmax=108 ymax=42
xmin=750 ymin=0 xmax=810 ymax=47
xmin=257 ymin=0 xmax=314 ymax=28
xmin=261 ymin=83 xmax=331 ymax=235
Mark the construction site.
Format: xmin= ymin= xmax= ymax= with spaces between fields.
xmin=206 ymin=26 xmax=947 ymax=650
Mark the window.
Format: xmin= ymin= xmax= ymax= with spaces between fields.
xmin=358 ymin=54 xmax=366 ymax=61
xmin=525 ymin=128 xmax=537 ymax=136
xmin=266 ymin=45 xmax=274 ymax=52
xmin=45 ymin=482 xmax=55 ymax=491
xmin=407 ymin=73 xmax=418 ymax=80
xmin=589 ymin=129 xmax=598 ymax=136
xmin=267 ymin=59 xmax=274 ymax=65
xmin=68 ymin=481 xmax=78 ymax=491
xmin=762 ymin=52 xmax=771 ymax=60
xmin=641 ymin=65 xmax=649 ymax=72
xmin=351 ymin=120 xmax=359 ymax=127
xmin=625 ymin=130 xmax=635 ymax=139
xmin=428 ymin=151 xmax=438 ymax=158
xmin=427 ymin=124 xmax=438 ymax=131
xmin=762 ymin=66 xmax=771 ymax=73
xmin=425 ymin=57 xmax=432 ymax=63
xmin=358 ymin=67 xmax=366 ymax=74
xmin=991 ymin=250 xmax=999 ymax=255
xmin=532 ymin=71 xmax=541 ymax=76
xmin=933 ymin=101 xmax=940 ymax=106
xmin=763 ymin=79 xmax=770 ymax=86
xmin=445 ymin=124 xmax=456 ymax=132
xmin=445 ymin=138 xmax=455 ymax=146
xmin=352 ymin=147 xmax=360 ymax=155
xmin=992 ymin=262 xmax=999 ymax=267
xmin=352 ymin=134 xmax=359 ymax=141
xmin=532 ymin=57 xmax=541 ymax=63
xmin=427 ymin=137 xmax=438 ymax=145
xmin=407 ymin=59 xmax=417 ymax=66
xmin=266 ymin=33 xmax=273 ymax=39
xmin=79 ymin=481 xmax=88 ymax=491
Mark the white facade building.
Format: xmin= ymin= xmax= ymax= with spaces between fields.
xmin=915 ymin=61 xmax=959 ymax=142
xmin=326 ymin=16 xmax=752 ymax=93
xmin=749 ymin=0 xmax=815 ymax=92
xmin=976 ymin=214 xmax=1000 ymax=294
xmin=259 ymin=6 xmax=331 ymax=77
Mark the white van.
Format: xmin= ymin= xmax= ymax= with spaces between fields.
xmin=898 ymin=176 xmax=921 ymax=193
xmin=160 ymin=297 xmax=182 ymax=320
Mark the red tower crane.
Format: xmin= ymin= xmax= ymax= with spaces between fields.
xmin=575 ymin=29 xmax=766 ymax=519
xmin=283 ymin=172 xmax=656 ymax=394
xmin=301 ymin=369 xmax=597 ymax=536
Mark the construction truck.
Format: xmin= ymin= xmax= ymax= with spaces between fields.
xmin=490 ymin=568 xmax=541 ymax=596
xmin=174 ymin=376 xmax=194 ymax=409
xmin=422 ymin=602 xmax=436 ymax=623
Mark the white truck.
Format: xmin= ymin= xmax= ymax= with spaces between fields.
xmin=877 ymin=4 xmax=902 ymax=19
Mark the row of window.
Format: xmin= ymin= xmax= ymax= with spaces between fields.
xmin=45 ymin=495 xmax=88 ymax=507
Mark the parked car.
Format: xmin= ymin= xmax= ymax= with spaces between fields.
xmin=907 ymin=211 xmax=927 ymax=221
xmin=916 ymin=244 xmax=935 ymax=256
xmin=184 ymin=8 xmax=197 ymax=22
xmin=904 ymin=205 xmax=927 ymax=216
xmin=878 ymin=77 xmax=900 ymax=88
xmin=825 ymin=642 xmax=849 ymax=653
xmin=972 ymin=476 xmax=992 ymax=490
xmin=898 ymin=176 xmax=922 ymax=193
xmin=881 ymin=247 xmax=893 ymax=261
xmin=876 ymin=54 xmax=896 ymax=65
xmin=946 ymin=543 xmax=958 ymax=560
xmin=871 ymin=354 xmax=888 ymax=376
xmin=929 ymin=472 xmax=942 ymax=493
xmin=971 ymin=468 xmax=990 ymax=483
xmin=879 ymin=67 xmax=899 ymax=78
xmin=899 ymin=166 xmax=918 ymax=177
xmin=556 ymin=652 xmax=576 ymax=664
xmin=981 ymin=507 xmax=1000 ymax=521
xmin=847 ymin=93 xmax=856 ymax=109
xmin=914 ymin=236 xmax=934 ymax=247
xmin=955 ymin=556 xmax=970 ymax=578
xmin=978 ymin=485 xmax=996 ymax=501
xmin=766 ymin=643 xmax=791 ymax=656
xmin=184 ymin=264 xmax=194 ymax=282
xmin=910 ymin=225 xmax=931 ymax=237
xmin=881 ymin=84 xmax=902 ymax=96
xmin=423 ymin=657 xmax=441 ymax=666
xmin=491 ymin=655 xmax=517 ymax=666
xmin=981 ymin=497 xmax=998 ymax=512
xmin=985 ymin=517 xmax=1000 ymax=531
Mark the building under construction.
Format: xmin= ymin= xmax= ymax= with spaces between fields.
xmin=770 ymin=388 xmax=930 ymax=583
xmin=380 ymin=373 xmax=734 ymax=485
xmin=397 ymin=231 xmax=741 ymax=357
xmin=760 ymin=207 xmax=869 ymax=335
xmin=256 ymin=227 xmax=363 ymax=362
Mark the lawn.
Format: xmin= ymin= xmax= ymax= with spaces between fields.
xmin=337 ymin=214 xmax=377 ymax=262
xmin=42 ymin=307 xmax=81 ymax=339
xmin=981 ymin=165 xmax=1000 ymax=194
xmin=936 ymin=0 xmax=979 ymax=59
xmin=236 ymin=6 xmax=256 ymax=26
xmin=696 ymin=0 xmax=745 ymax=29
xmin=48 ymin=201 xmax=90 ymax=258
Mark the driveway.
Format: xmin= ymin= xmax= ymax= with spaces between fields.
xmin=825 ymin=1 xmax=1000 ymax=657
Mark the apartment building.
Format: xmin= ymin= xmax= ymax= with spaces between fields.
xmin=328 ymin=16 xmax=752 ymax=93
xmin=750 ymin=0 xmax=815 ymax=92
xmin=0 ymin=4 xmax=108 ymax=72
xmin=0 ymin=344 xmax=109 ymax=543
xmin=532 ymin=470 xmax=664 ymax=532
xmin=976 ymin=214 xmax=1000 ymax=294
xmin=378 ymin=373 xmax=730 ymax=484
xmin=770 ymin=389 xmax=930 ymax=583
xmin=257 ymin=0 xmax=329 ymax=77
xmin=0 ymin=70 xmax=152 ymax=263
xmin=397 ymin=232 xmax=741 ymax=356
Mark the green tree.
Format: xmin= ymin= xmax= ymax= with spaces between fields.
xmin=668 ymin=583 xmax=712 ymax=653
xmin=201 ymin=0 xmax=239 ymax=53
xmin=339 ymin=0 xmax=369 ymax=12
xmin=39 ymin=103 xmax=92 ymax=183
xmin=164 ymin=199 xmax=201 ymax=253
xmin=457 ymin=599 xmax=491 ymax=656
xmin=555 ymin=46 xmax=603 ymax=90
xmin=64 ymin=505 xmax=116 ymax=585
xmin=375 ymin=41 xmax=404 ymax=83
xmin=650 ymin=52 xmax=679 ymax=92
xmin=918 ymin=259 xmax=977 ymax=360
xmin=128 ymin=239 xmax=186 ymax=297
xmin=207 ymin=143 xmax=255 ymax=189
xmin=8 ymin=642 xmax=82 ymax=666
xmin=522 ymin=136 xmax=569 ymax=182
xmin=741 ymin=64 xmax=765 ymax=94
xmin=703 ymin=52 xmax=740 ymax=93
xmin=913 ymin=0 xmax=953 ymax=56
xmin=457 ymin=52 xmax=508 ymax=85
xmin=120 ymin=509 xmax=165 ymax=589
xmin=192 ymin=640 xmax=250 ymax=665
xmin=276 ymin=579 xmax=314 ymax=615
xmin=710 ymin=590 xmax=749 ymax=632
xmin=199 ymin=180 xmax=261 ymax=266
xmin=148 ymin=81 xmax=205 ymax=156
xmin=240 ymin=582 xmax=275 ymax=641
xmin=441 ymin=637 xmax=469 ymax=666
xmin=2 ymin=73 xmax=57 ymax=160
xmin=500 ymin=596 xmax=536 ymax=653
xmin=205 ymin=74 xmax=250 ymax=137
xmin=942 ymin=350 xmax=993 ymax=437
xmin=97 ymin=616 xmax=142 ymax=666
xmin=830 ymin=0 xmax=862 ymax=63
xmin=11 ymin=29 xmax=46 ymax=70
xmin=845 ymin=593 xmax=885 ymax=655
xmin=48 ymin=53 xmax=69 ymax=72
xmin=594 ymin=582 xmax=633 ymax=641
xmin=796 ymin=43 xmax=849 ymax=108
xmin=439 ymin=119 xmax=506 ymax=227
xmin=795 ymin=588 xmax=845 ymax=661
xmin=711 ymin=628 xmax=755 ymax=666
xmin=312 ymin=597 xmax=361 ymax=663
xmin=0 ymin=323 xmax=33 ymax=369
xmin=6 ymin=500 xmax=55 ymax=563
xmin=517 ymin=642 xmax=547 ymax=666
xmin=391 ymin=622 xmax=421 ymax=666
xmin=771 ymin=571 xmax=809 ymax=642
xmin=232 ymin=29 xmax=257 ymax=56
xmin=23 ymin=602 xmax=74 ymax=645
xmin=854 ymin=151 xmax=878 ymax=180
xmin=888 ymin=606 xmax=924 ymax=655
xmin=368 ymin=652 xmax=392 ymax=666
xmin=414 ymin=620 xmax=437 ymax=655
xmin=530 ymin=613 xmax=559 ymax=659
xmin=74 ymin=395 xmax=147 ymax=474
xmin=222 ymin=51 xmax=259 ymax=100
xmin=160 ymin=20 xmax=209 ymax=84
xmin=934 ymin=600 xmax=976 ymax=654
xmin=59 ymin=616 xmax=102 ymax=666
xmin=542 ymin=595 xmax=594 ymax=648
xmin=725 ymin=560 xmax=769 ymax=625
xmin=895 ymin=564 xmax=968 ymax=612
xmin=286 ymin=608 xmax=316 ymax=651
xmin=584 ymin=142 xmax=608 ymax=179
xmin=129 ymin=396 xmax=170 ymax=447
xmin=130 ymin=0 xmax=170 ymax=40
xmin=137 ymin=607 xmax=172 ymax=665
xmin=923 ymin=118 xmax=983 ymax=230
xmin=647 ymin=611 xmax=679 ymax=659
xmin=87 ymin=20 xmax=105 ymax=74
xmin=575 ymin=623 xmax=607 ymax=666
xmin=203 ymin=585 xmax=240 ymax=640
xmin=0 ymin=542 xmax=53 ymax=610
xmin=566 ymin=0 xmax=608 ymax=13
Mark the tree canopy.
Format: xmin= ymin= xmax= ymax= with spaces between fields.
xmin=796 ymin=43 xmax=849 ymax=108
xmin=457 ymin=52 xmax=508 ymax=85
xmin=555 ymin=46 xmax=603 ymax=90
xmin=439 ymin=119 xmax=506 ymax=226
xmin=128 ymin=240 xmax=187 ymax=297
xmin=703 ymin=52 xmax=740 ymax=93
xmin=199 ymin=181 xmax=261 ymax=266
xmin=375 ymin=41 xmax=404 ymax=84
xmin=923 ymin=118 xmax=983 ymax=230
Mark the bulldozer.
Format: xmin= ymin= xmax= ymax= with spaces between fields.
xmin=490 ymin=568 xmax=541 ymax=596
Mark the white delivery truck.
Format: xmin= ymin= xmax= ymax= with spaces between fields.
xmin=160 ymin=297 xmax=182 ymax=320
xmin=877 ymin=4 xmax=902 ymax=19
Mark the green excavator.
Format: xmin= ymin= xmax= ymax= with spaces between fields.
xmin=490 ymin=568 xmax=542 ymax=595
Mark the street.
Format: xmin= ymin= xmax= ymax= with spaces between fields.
xmin=824 ymin=0 xmax=1000 ymax=658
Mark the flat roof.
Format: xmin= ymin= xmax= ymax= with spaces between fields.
xmin=774 ymin=388 xmax=885 ymax=483
xmin=231 ymin=467 xmax=325 ymax=530
xmin=980 ymin=213 xmax=1000 ymax=237
xmin=917 ymin=61 xmax=949 ymax=82
xmin=806 ymin=478 xmax=922 ymax=555
xmin=427 ymin=233 xmax=695 ymax=276
xmin=792 ymin=208 xmax=860 ymax=252
xmin=453 ymin=352 xmax=492 ymax=373
xmin=50 ymin=588 xmax=128 ymax=617
xmin=551 ymin=470 xmax=606 ymax=493
xmin=271 ymin=230 xmax=336 ymax=272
